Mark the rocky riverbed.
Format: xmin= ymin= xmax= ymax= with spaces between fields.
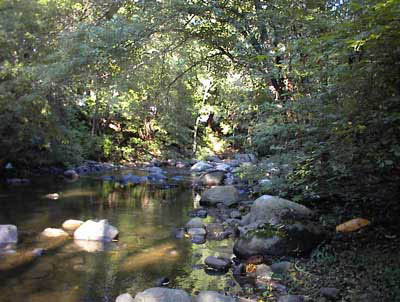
xmin=1 ymin=154 xmax=399 ymax=302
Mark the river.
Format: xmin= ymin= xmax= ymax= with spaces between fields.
xmin=0 ymin=168 xmax=234 ymax=302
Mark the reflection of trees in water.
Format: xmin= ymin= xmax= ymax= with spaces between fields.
xmin=0 ymin=175 xmax=201 ymax=301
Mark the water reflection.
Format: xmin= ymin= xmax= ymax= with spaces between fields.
xmin=0 ymin=169 xmax=234 ymax=302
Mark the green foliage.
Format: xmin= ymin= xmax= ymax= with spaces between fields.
xmin=1 ymin=0 xmax=399 ymax=206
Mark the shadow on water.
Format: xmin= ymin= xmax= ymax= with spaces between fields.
xmin=0 ymin=169 xmax=234 ymax=302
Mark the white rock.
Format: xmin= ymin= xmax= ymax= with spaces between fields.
xmin=62 ymin=219 xmax=84 ymax=231
xmin=41 ymin=228 xmax=69 ymax=237
xmin=74 ymin=240 xmax=108 ymax=252
xmin=0 ymin=225 xmax=18 ymax=244
xmin=116 ymin=293 xmax=134 ymax=302
xmin=74 ymin=219 xmax=119 ymax=242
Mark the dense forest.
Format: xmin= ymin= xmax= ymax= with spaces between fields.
xmin=1 ymin=0 xmax=399 ymax=203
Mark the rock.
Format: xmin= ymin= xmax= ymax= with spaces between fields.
xmin=74 ymin=240 xmax=115 ymax=252
xmin=200 ymin=185 xmax=240 ymax=207
xmin=200 ymin=171 xmax=225 ymax=186
xmin=41 ymin=228 xmax=69 ymax=237
xmin=233 ymin=222 xmax=325 ymax=258
xmin=44 ymin=193 xmax=59 ymax=200
xmin=188 ymin=209 xmax=208 ymax=218
xmin=278 ymin=295 xmax=305 ymax=302
xmin=134 ymin=287 xmax=191 ymax=302
xmin=0 ymin=225 xmax=18 ymax=244
xmin=196 ymin=291 xmax=236 ymax=302
xmin=320 ymin=287 xmax=340 ymax=300
xmin=215 ymin=163 xmax=231 ymax=172
xmin=191 ymin=161 xmax=213 ymax=173
xmin=204 ymin=256 xmax=231 ymax=271
xmin=244 ymin=195 xmax=313 ymax=225
xmin=187 ymin=228 xmax=207 ymax=237
xmin=191 ymin=235 xmax=206 ymax=244
xmin=116 ymin=293 xmax=135 ymax=302
xmin=270 ymin=261 xmax=292 ymax=274
xmin=64 ymin=169 xmax=79 ymax=180
xmin=62 ymin=219 xmax=84 ymax=231
xmin=186 ymin=218 xmax=205 ymax=229
xmin=74 ymin=219 xmax=119 ymax=242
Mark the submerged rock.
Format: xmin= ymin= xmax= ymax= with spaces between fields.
xmin=0 ymin=225 xmax=18 ymax=244
xmin=74 ymin=219 xmax=119 ymax=242
xmin=134 ymin=287 xmax=191 ymax=302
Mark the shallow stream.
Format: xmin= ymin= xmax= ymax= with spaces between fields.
xmin=0 ymin=168 xmax=234 ymax=302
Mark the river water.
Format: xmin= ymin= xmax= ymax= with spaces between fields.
xmin=0 ymin=168 xmax=234 ymax=302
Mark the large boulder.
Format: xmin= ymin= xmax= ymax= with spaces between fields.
xmin=200 ymin=186 xmax=240 ymax=207
xmin=242 ymin=195 xmax=313 ymax=226
xmin=74 ymin=219 xmax=119 ymax=242
xmin=0 ymin=225 xmax=18 ymax=244
xmin=196 ymin=291 xmax=236 ymax=302
xmin=199 ymin=171 xmax=225 ymax=186
xmin=191 ymin=161 xmax=213 ymax=173
xmin=134 ymin=287 xmax=192 ymax=302
xmin=233 ymin=222 xmax=325 ymax=258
